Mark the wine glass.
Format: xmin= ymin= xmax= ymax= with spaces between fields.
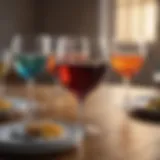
xmin=45 ymin=37 xmax=58 ymax=83
xmin=10 ymin=34 xmax=48 ymax=119
xmin=110 ymin=40 xmax=147 ymax=110
xmin=0 ymin=49 xmax=12 ymax=97
xmin=55 ymin=36 xmax=107 ymax=134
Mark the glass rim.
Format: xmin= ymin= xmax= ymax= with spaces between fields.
xmin=11 ymin=34 xmax=104 ymax=43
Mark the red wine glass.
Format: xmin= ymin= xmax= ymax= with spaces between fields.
xmin=55 ymin=37 xmax=107 ymax=134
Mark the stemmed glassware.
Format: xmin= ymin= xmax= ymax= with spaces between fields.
xmin=110 ymin=40 xmax=147 ymax=110
xmin=54 ymin=36 xmax=107 ymax=133
xmin=10 ymin=34 xmax=48 ymax=119
xmin=0 ymin=49 xmax=12 ymax=97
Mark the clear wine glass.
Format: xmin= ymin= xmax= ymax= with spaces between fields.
xmin=55 ymin=36 xmax=107 ymax=134
xmin=0 ymin=49 xmax=12 ymax=97
xmin=45 ymin=37 xmax=59 ymax=84
xmin=10 ymin=34 xmax=48 ymax=119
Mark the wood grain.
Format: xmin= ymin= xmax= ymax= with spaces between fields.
xmin=0 ymin=83 xmax=159 ymax=160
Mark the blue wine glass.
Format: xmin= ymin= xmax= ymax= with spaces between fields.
xmin=10 ymin=34 xmax=52 ymax=119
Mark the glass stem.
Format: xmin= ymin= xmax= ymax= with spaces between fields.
xmin=123 ymin=77 xmax=131 ymax=111
xmin=78 ymin=98 xmax=84 ymax=128
xmin=0 ymin=78 xmax=5 ymax=97
xmin=103 ymin=65 xmax=111 ymax=83
xmin=77 ymin=99 xmax=84 ymax=142
xmin=26 ymin=79 xmax=35 ymax=120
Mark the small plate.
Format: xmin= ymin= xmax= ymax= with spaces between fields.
xmin=0 ymin=122 xmax=83 ymax=154
xmin=0 ymin=97 xmax=36 ymax=116
xmin=129 ymin=95 xmax=154 ymax=109
xmin=129 ymin=95 xmax=160 ymax=123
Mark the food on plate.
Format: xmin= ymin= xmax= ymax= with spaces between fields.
xmin=147 ymin=97 xmax=160 ymax=110
xmin=26 ymin=121 xmax=64 ymax=139
xmin=0 ymin=99 xmax=11 ymax=111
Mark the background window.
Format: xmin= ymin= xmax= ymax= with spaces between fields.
xmin=115 ymin=0 xmax=158 ymax=42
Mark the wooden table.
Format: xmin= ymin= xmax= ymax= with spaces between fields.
xmin=0 ymin=83 xmax=159 ymax=160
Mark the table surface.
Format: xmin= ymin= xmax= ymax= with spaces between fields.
xmin=0 ymin=83 xmax=159 ymax=160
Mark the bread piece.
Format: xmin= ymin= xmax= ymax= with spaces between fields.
xmin=26 ymin=121 xmax=63 ymax=139
xmin=37 ymin=88 xmax=79 ymax=122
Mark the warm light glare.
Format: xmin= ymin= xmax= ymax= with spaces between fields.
xmin=115 ymin=0 xmax=157 ymax=42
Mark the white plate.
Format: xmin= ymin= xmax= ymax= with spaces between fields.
xmin=129 ymin=95 xmax=154 ymax=110
xmin=0 ymin=122 xmax=83 ymax=154
xmin=0 ymin=97 xmax=35 ymax=115
xmin=129 ymin=95 xmax=160 ymax=123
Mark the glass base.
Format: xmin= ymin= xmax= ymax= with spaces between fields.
xmin=84 ymin=124 xmax=102 ymax=136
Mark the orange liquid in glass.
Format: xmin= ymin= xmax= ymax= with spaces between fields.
xmin=46 ymin=55 xmax=56 ymax=76
xmin=111 ymin=54 xmax=144 ymax=78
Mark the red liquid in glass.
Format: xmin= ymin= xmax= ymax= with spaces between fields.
xmin=57 ymin=64 xmax=106 ymax=97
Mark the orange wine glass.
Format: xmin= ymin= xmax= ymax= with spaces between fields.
xmin=110 ymin=41 xmax=147 ymax=110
